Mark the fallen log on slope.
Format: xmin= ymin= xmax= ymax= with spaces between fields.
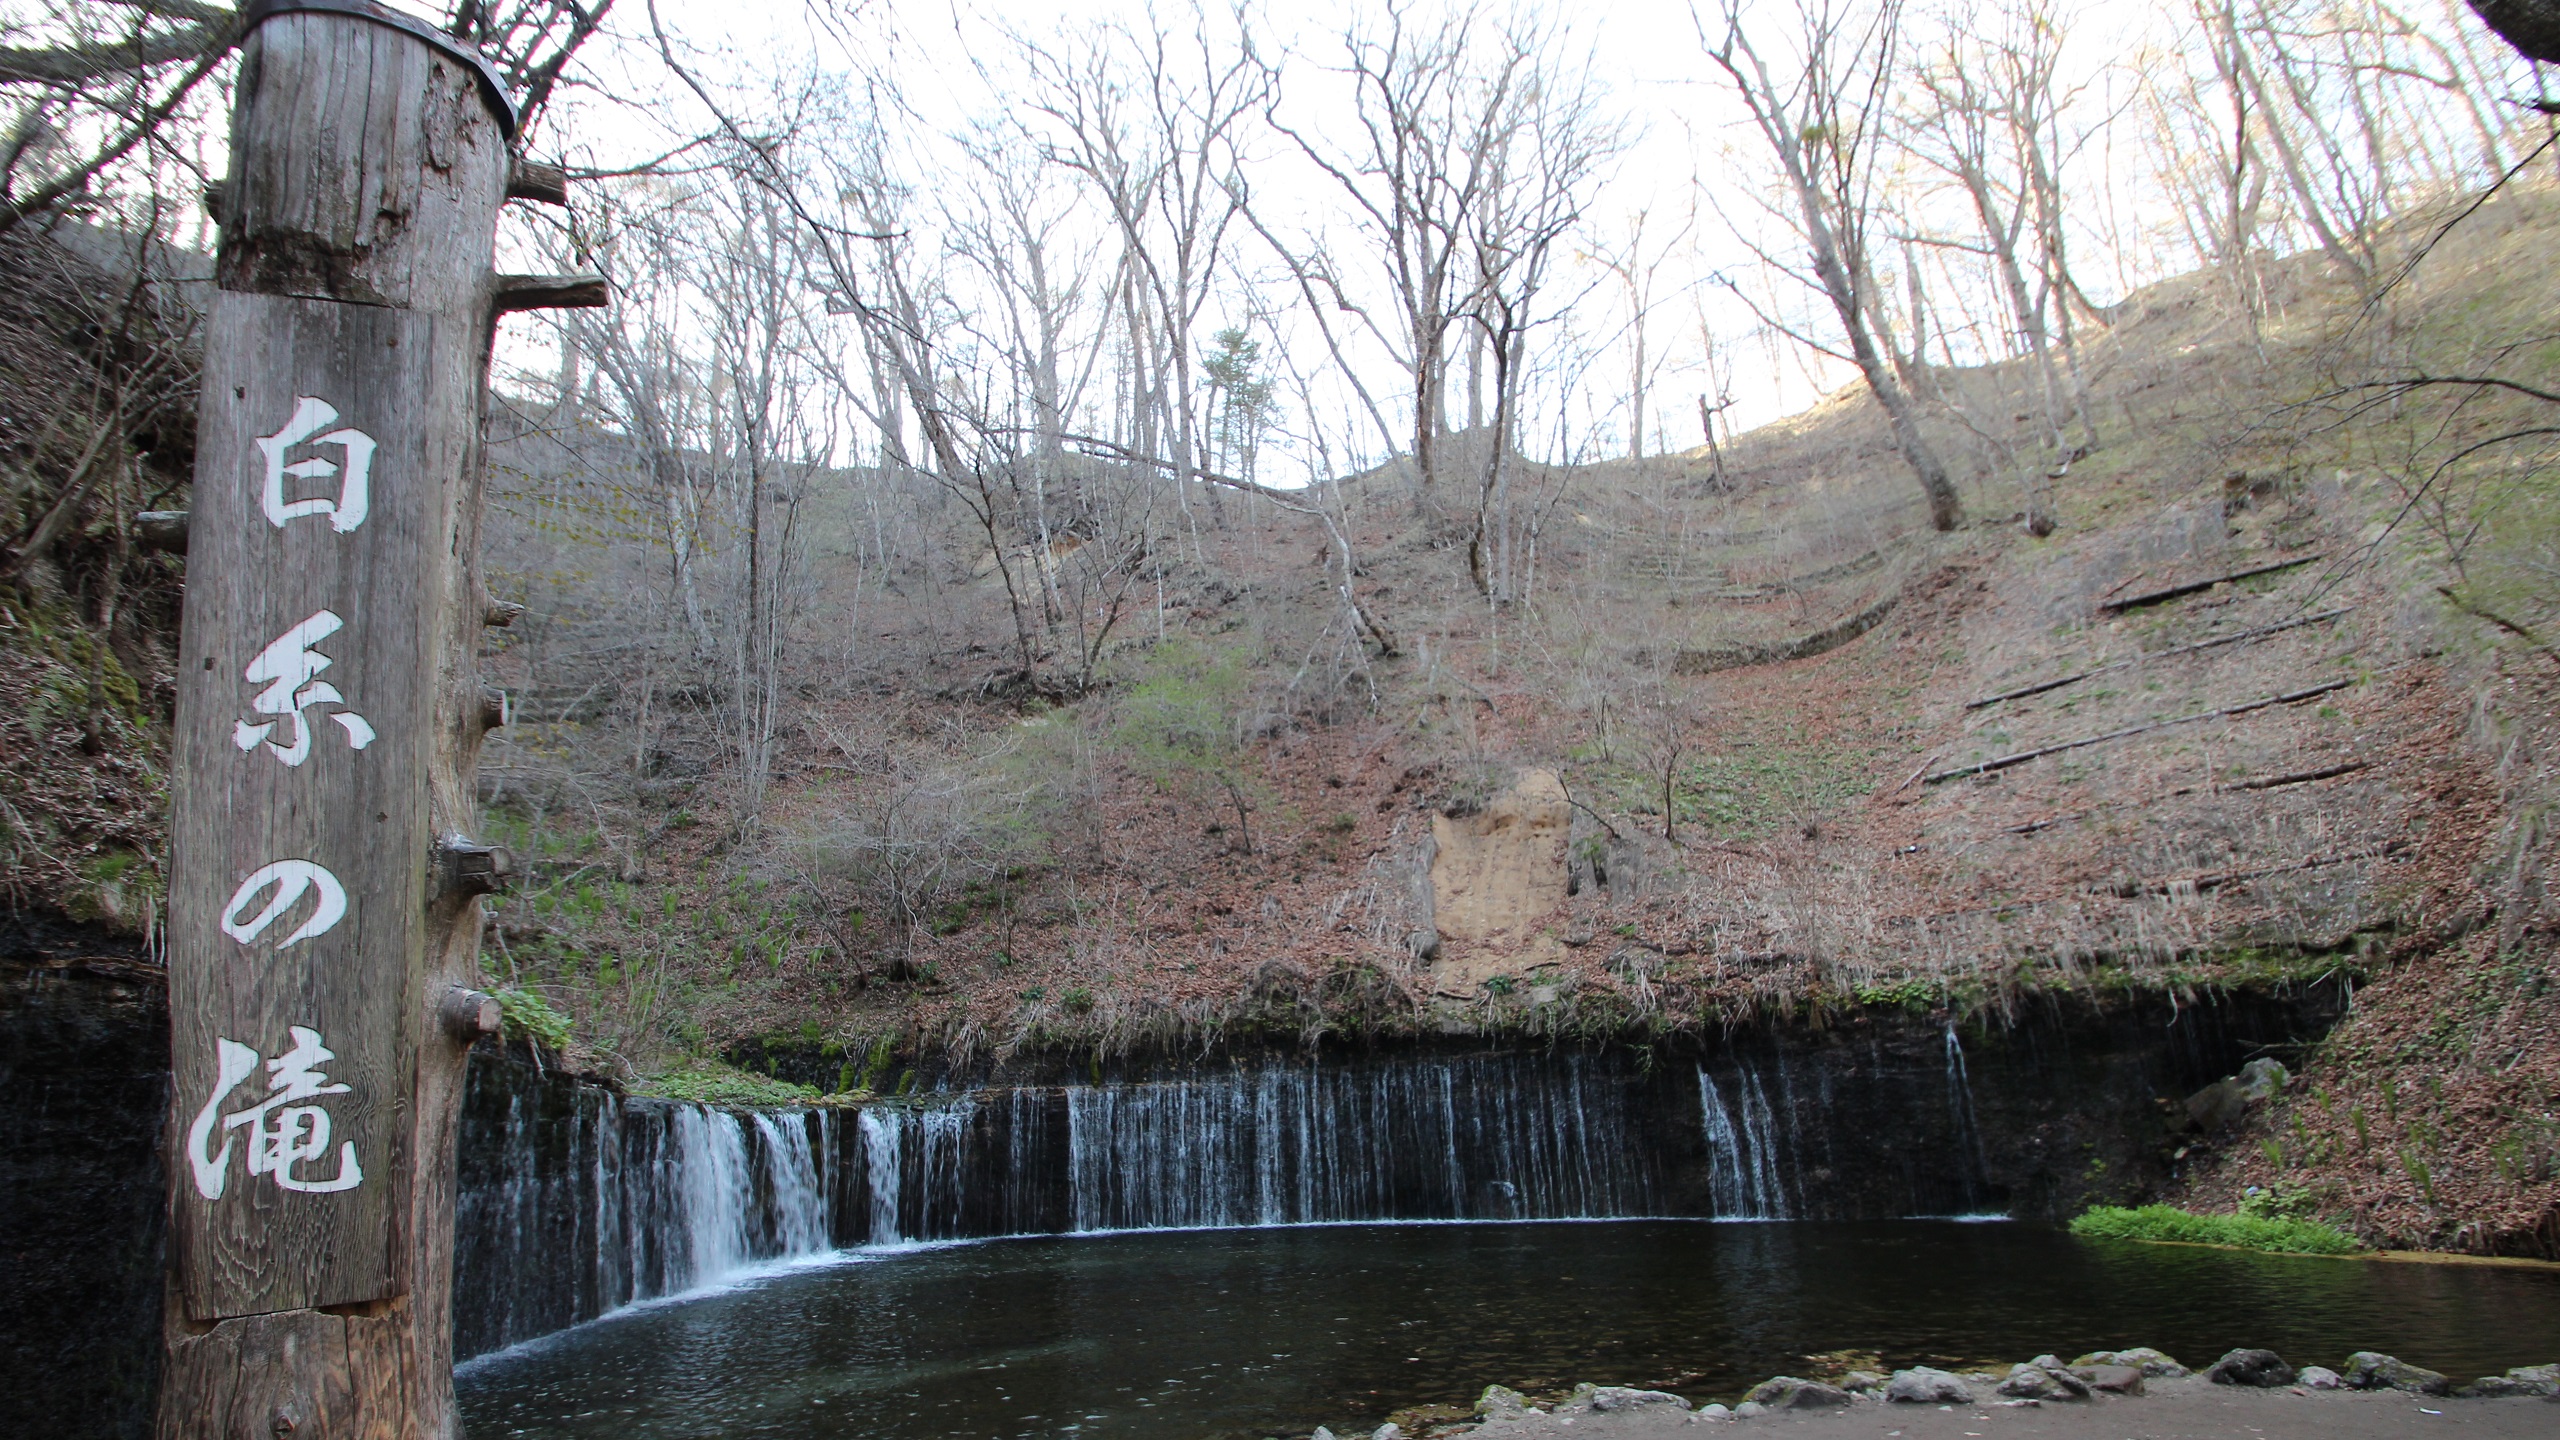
xmin=2099 ymin=552 xmax=2325 ymax=613
xmin=1926 ymin=677 xmax=2357 ymax=785
xmin=1657 ymin=593 xmax=1900 ymax=675
xmin=1964 ymin=607 xmax=2354 ymax=709
xmin=2001 ymin=760 xmax=2371 ymax=834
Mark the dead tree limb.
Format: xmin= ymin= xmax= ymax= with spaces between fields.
xmin=1964 ymin=607 xmax=2353 ymax=709
xmin=1928 ymin=678 xmax=2356 ymax=785
xmin=2099 ymin=552 xmax=2324 ymax=613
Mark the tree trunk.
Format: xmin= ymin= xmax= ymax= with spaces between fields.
xmin=160 ymin=10 xmax=548 ymax=1437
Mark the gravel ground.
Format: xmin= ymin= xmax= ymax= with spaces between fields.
xmin=1465 ymin=1378 xmax=2560 ymax=1440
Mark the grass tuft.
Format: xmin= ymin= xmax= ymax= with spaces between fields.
xmin=2069 ymin=1203 xmax=2364 ymax=1256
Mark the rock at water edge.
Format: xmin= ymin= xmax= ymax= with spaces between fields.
xmin=1998 ymin=1360 xmax=2090 ymax=1401
xmin=2207 ymin=1349 xmax=2296 ymax=1387
xmin=2073 ymin=1346 xmax=2188 ymax=1379
xmin=2297 ymin=1365 xmax=2343 ymax=1390
xmin=1744 ymin=1377 xmax=1854 ymax=1411
xmin=1373 ymin=1426 xmax=1403 ymax=1440
xmin=2343 ymin=1352 xmax=2452 ymax=1396
xmin=1588 ymin=1387 xmax=1690 ymax=1414
xmin=1696 ymin=1403 xmax=1732 ymax=1420
xmin=1731 ymin=1401 xmax=1767 ymax=1418
xmin=1886 ymin=1368 xmax=1976 ymax=1404
xmin=2073 ymin=1364 xmax=2144 ymax=1395
xmin=2511 ymin=1362 xmax=2560 ymax=1392
xmin=1478 ymin=1385 xmax=1534 ymax=1420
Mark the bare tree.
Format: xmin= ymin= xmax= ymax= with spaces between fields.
xmin=1704 ymin=0 xmax=1966 ymax=531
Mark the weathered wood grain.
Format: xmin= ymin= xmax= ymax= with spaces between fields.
xmin=163 ymin=8 xmax=526 ymax=1439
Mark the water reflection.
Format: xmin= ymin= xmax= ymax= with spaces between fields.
xmin=458 ymin=1220 xmax=2560 ymax=1440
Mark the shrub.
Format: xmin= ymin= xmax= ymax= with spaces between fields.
xmin=491 ymin=987 xmax=574 ymax=1053
xmin=2069 ymin=1203 xmax=2363 ymax=1256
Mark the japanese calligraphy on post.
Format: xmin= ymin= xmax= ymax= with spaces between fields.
xmin=166 ymin=294 xmax=470 ymax=1317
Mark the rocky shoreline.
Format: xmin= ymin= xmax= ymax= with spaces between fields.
xmin=1312 ymin=1349 xmax=2560 ymax=1440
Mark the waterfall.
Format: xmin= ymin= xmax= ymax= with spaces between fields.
xmin=1053 ymin=1054 xmax=1657 ymax=1229
xmin=673 ymin=1107 xmax=753 ymax=1282
xmin=1695 ymin=1062 xmax=1792 ymax=1219
xmin=456 ymin=1087 xmax=840 ymax=1361
xmin=1943 ymin=1025 xmax=1989 ymax=1210
xmin=858 ymin=1106 xmax=904 ymax=1244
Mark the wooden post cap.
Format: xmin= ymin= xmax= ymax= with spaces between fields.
xmin=136 ymin=510 xmax=189 ymax=553
xmin=439 ymin=987 xmax=503 ymax=1043
xmin=494 ymin=273 xmax=610 ymax=313
xmin=506 ymin=158 xmax=570 ymax=206
xmin=434 ymin=836 xmax=517 ymax=898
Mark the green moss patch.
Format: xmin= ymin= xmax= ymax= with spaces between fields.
xmin=2070 ymin=1203 xmax=2364 ymax=1256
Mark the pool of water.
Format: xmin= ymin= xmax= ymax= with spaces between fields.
xmin=456 ymin=1220 xmax=2560 ymax=1440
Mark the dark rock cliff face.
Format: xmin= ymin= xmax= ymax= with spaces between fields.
xmin=1 ymin=914 xmax=168 ymax=1440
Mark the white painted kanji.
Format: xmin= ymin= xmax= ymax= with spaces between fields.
xmin=219 ymin=859 xmax=347 ymax=947
xmin=255 ymin=395 xmax=375 ymax=533
xmin=233 ymin=609 xmax=377 ymax=765
xmin=186 ymin=1027 xmax=365 ymax=1200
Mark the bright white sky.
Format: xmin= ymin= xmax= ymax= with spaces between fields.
xmin=427 ymin=0 xmax=2522 ymax=479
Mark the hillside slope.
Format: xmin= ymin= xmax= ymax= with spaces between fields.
xmin=7 ymin=190 xmax=2559 ymax=1254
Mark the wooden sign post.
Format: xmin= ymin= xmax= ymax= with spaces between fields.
xmin=159 ymin=4 xmax=597 ymax=1436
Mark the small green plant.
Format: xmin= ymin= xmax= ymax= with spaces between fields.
xmin=2070 ymin=1204 xmax=2362 ymax=1256
xmin=491 ymin=987 xmax=573 ymax=1052
xmin=1060 ymin=985 xmax=1096 ymax=1014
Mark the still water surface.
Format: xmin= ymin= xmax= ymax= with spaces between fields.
xmin=458 ymin=1220 xmax=2560 ymax=1440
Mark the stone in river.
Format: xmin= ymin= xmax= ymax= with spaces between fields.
xmin=2206 ymin=1349 xmax=2296 ymax=1387
xmin=1587 ymin=1387 xmax=1689 ymax=1413
xmin=1477 ymin=1385 xmax=1533 ymax=1420
xmin=2073 ymin=1364 xmax=2144 ymax=1395
xmin=1885 ymin=1368 xmax=1975 ymax=1404
xmin=2297 ymin=1365 xmax=2344 ymax=1390
xmin=1372 ymin=1426 xmax=1402 ymax=1440
xmin=1744 ymin=1376 xmax=1853 ymax=1410
xmin=2342 ymin=1351 xmax=2452 ymax=1396
xmin=1313 ymin=1429 xmax=1336 ymax=1440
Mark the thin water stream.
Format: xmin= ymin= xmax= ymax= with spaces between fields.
xmin=456 ymin=1220 xmax=2560 ymax=1440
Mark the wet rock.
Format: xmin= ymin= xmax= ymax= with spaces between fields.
xmin=1885 ymin=1367 xmax=1976 ymax=1404
xmin=2516 ymin=1362 xmax=2560 ymax=1394
xmin=1744 ymin=1376 xmax=1853 ymax=1410
xmin=1731 ymin=1401 xmax=1767 ymax=1418
xmin=1313 ymin=1428 xmax=1336 ymax=1440
xmin=2073 ymin=1364 xmax=2144 ymax=1395
xmin=2207 ymin=1349 xmax=2296 ymax=1387
xmin=2071 ymin=1347 xmax=2187 ymax=1378
xmin=1696 ymin=1403 xmax=1732 ymax=1420
xmin=1373 ymin=1426 xmax=1403 ymax=1440
xmin=2343 ymin=1351 xmax=2452 ymax=1396
xmin=1839 ymin=1371 xmax=1885 ymax=1393
xmin=1478 ymin=1386 xmax=1533 ymax=1420
xmin=2186 ymin=1059 xmax=2289 ymax=1131
xmin=1589 ymin=1387 xmax=1690 ymax=1414
xmin=1997 ymin=1360 xmax=2089 ymax=1401
xmin=2297 ymin=1366 xmax=2343 ymax=1390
